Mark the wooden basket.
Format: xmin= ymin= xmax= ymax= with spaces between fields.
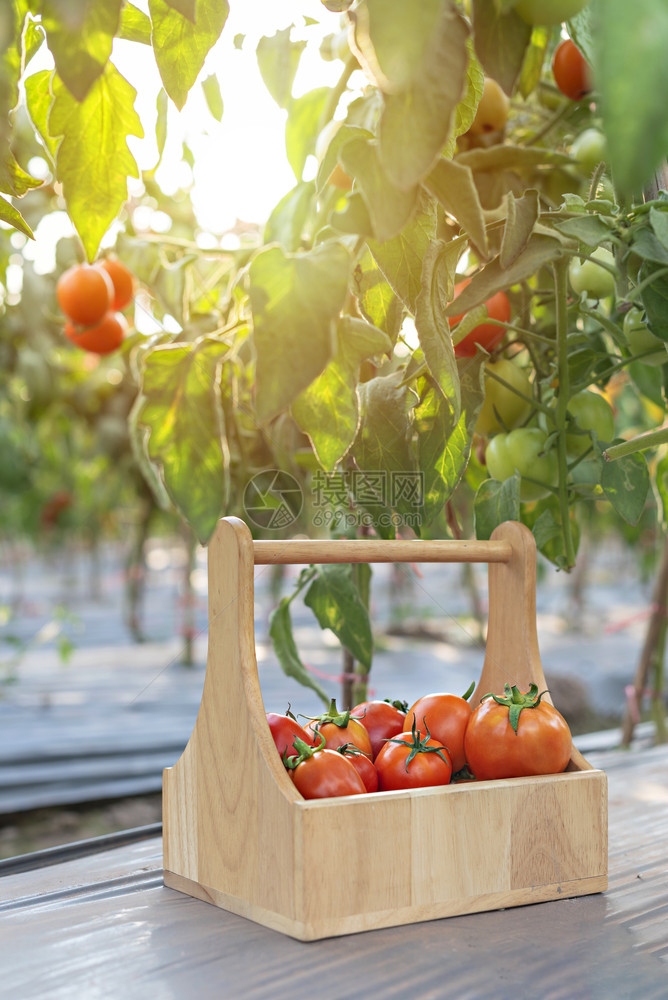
xmin=163 ymin=517 xmax=608 ymax=941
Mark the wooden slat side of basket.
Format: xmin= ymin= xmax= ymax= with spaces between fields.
xmin=163 ymin=517 xmax=608 ymax=941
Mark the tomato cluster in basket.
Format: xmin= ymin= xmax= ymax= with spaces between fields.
xmin=267 ymin=684 xmax=573 ymax=800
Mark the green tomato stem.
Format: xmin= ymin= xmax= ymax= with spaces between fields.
xmin=603 ymin=425 xmax=668 ymax=462
xmin=553 ymin=257 xmax=577 ymax=570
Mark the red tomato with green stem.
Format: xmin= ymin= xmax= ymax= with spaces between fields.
xmin=305 ymin=698 xmax=373 ymax=756
xmin=336 ymin=744 xmax=379 ymax=793
xmin=350 ymin=699 xmax=407 ymax=759
xmin=449 ymin=279 xmax=511 ymax=358
xmin=551 ymin=39 xmax=592 ymax=101
xmin=374 ymin=719 xmax=452 ymax=791
xmin=464 ymin=683 xmax=572 ymax=781
xmin=266 ymin=711 xmax=315 ymax=764
xmin=403 ymin=683 xmax=475 ymax=774
xmin=287 ymin=737 xmax=367 ymax=799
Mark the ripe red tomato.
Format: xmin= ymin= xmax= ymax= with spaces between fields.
xmin=374 ymin=725 xmax=452 ymax=791
xmin=336 ymin=744 xmax=379 ymax=793
xmin=305 ymin=699 xmax=373 ymax=756
xmin=551 ymin=39 xmax=591 ymax=101
xmin=57 ymin=263 xmax=114 ymax=326
xmin=350 ymin=699 xmax=407 ymax=759
xmin=266 ymin=712 xmax=315 ymax=763
xmin=96 ymin=256 xmax=136 ymax=310
xmin=64 ymin=311 xmax=128 ymax=355
xmin=403 ymin=687 xmax=474 ymax=774
xmin=449 ymin=279 xmax=511 ymax=358
xmin=464 ymin=683 xmax=572 ymax=780
xmin=290 ymin=746 xmax=367 ymax=799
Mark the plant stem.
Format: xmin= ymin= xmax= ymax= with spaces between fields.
xmin=603 ymin=425 xmax=668 ymax=462
xmin=553 ymin=257 xmax=577 ymax=569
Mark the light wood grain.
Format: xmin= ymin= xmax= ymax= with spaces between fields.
xmin=253 ymin=537 xmax=512 ymax=564
xmin=163 ymin=516 xmax=608 ymax=941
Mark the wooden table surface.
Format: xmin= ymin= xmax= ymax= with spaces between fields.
xmin=1 ymin=742 xmax=667 ymax=1000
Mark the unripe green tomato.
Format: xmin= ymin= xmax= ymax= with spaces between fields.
xmin=475 ymin=359 xmax=532 ymax=436
xmin=514 ymin=0 xmax=588 ymax=25
xmin=623 ymin=306 xmax=668 ymax=367
xmin=568 ymin=247 xmax=616 ymax=298
xmin=571 ymin=129 xmax=607 ymax=174
xmin=485 ymin=428 xmax=558 ymax=501
xmin=565 ymin=389 xmax=615 ymax=457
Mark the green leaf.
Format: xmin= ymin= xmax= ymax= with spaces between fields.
xmin=471 ymin=0 xmax=532 ymax=96
xmin=415 ymin=240 xmax=463 ymax=412
xmin=1 ymin=0 xmax=27 ymax=140
xmin=352 ymin=370 xmax=420 ymax=534
xmin=48 ymin=63 xmax=144 ymax=262
xmin=567 ymin=6 xmax=594 ymax=66
xmin=316 ymin=123 xmax=373 ymax=192
xmin=444 ymin=235 xmax=563 ymax=316
xmin=257 ymin=26 xmax=306 ymax=109
xmin=249 ymin=241 xmax=350 ymax=422
xmin=149 ymin=0 xmax=228 ymax=110
xmin=304 ymin=564 xmax=373 ymax=670
xmin=650 ymin=207 xmax=668 ymax=252
xmin=601 ymin=449 xmax=651 ymax=525
xmin=553 ymin=214 xmax=612 ymax=247
xmin=0 ymin=147 xmax=43 ymax=198
xmin=629 ymin=227 xmax=668 ymax=266
xmin=456 ymin=145 xmax=571 ymax=172
xmin=25 ymin=69 xmax=58 ymax=163
xmin=340 ymin=137 xmax=418 ymax=242
xmin=653 ymin=451 xmax=668 ymax=528
xmin=165 ymin=0 xmax=196 ymax=21
xmin=285 ymin=87 xmax=329 ymax=181
xmin=41 ymin=0 xmax=122 ymax=102
xmin=0 ymin=193 xmax=34 ymax=239
xmin=330 ymin=191 xmax=374 ymax=239
xmin=590 ymin=0 xmax=668 ymax=196
xmin=201 ymin=73 xmax=223 ymax=121
xmin=416 ymin=356 xmax=485 ymax=528
xmin=352 ymin=248 xmax=404 ymax=339
xmin=350 ymin=0 xmax=445 ymax=91
xmin=292 ymin=317 xmax=392 ymax=471
xmin=522 ymin=495 xmax=580 ymax=571
xmin=474 ymin=475 xmax=521 ymax=540
xmin=155 ymin=88 xmax=168 ymax=162
xmin=444 ymin=41 xmax=485 ymax=158
xmin=269 ymin=598 xmax=329 ymax=706
xmin=132 ymin=338 xmax=231 ymax=544
xmin=425 ymin=158 xmax=488 ymax=257
xmin=500 ymin=190 xmax=539 ymax=268
xmin=118 ymin=3 xmax=153 ymax=44
xmin=639 ymin=262 xmax=668 ymax=341
xmin=378 ymin=6 xmax=470 ymax=190
xmin=367 ymin=201 xmax=438 ymax=312
xmin=264 ymin=181 xmax=315 ymax=252
xmin=518 ymin=25 xmax=549 ymax=99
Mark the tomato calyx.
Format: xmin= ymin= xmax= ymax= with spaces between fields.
xmin=383 ymin=698 xmax=409 ymax=712
xmin=461 ymin=680 xmax=475 ymax=701
xmin=384 ymin=716 xmax=451 ymax=772
xmin=307 ymin=697 xmax=353 ymax=732
xmin=335 ymin=742 xmax=370 ymax=759
xmin=283 ymin=732 xmax=325 ymax=769
xmin=481 ymin=682 xmax=549 ymax=734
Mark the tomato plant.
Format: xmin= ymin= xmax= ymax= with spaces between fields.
xmin=64 ymin=312 xmax=128 ymax=355
xmin=514 ymin=0 xmax=589 ymax=25
xmin=565 ymin=389 xmax=615 ymax=457
xmin=287 ymin=738 xmax=367 ymax=799
xmin=350 ymin=699 xmax=407 ymax=759
xmin=336 ymin=744 xmax=378 ymax=793
xmin=57 ymin=264 xmax=114 ymax=326
xmin=485 ymin=428 xmax=558 ymax=501
xmin=266 ymin=712 xmax=315 ymax=763
xmin=305 ymin=698 xmax=373 ymax=755
xmin=97 ymin=257 xmax=136 ymax=311
xmin=403 ymin=684 xmax=474 ymax=774
xmin=449 ymin=281 xmax=511 ymax=358
xmin=551 ymin=39 xmax=592 ymax=101
xmin=475 ymin=358 xmax=532 ymax=437
xmin=464 ymin=683 xmax=572 ymax=780
xmin=569 ymin=247 xmax=616 ymax=298
xmin=468 ymin=78 xmax=509 ymax=135
xmin=375 ymin=720 xmax=452 ymax=791
xmin=624 ymin=307 xmax=667 ymax=366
